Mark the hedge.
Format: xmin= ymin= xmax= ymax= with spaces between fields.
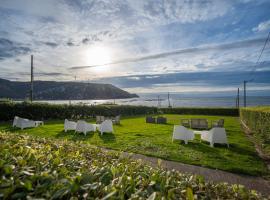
xmin=0 ymin=102 xmax=239 ymax=121
xmin=161 ymin=107 xmax=239 ymax=116
xmin=0 ymin=132 xmax=264 ymax=199
xmin=240 ymin=107 xmax=270 ymax=155
xmin=0 ymin=102 xmax=158 ymax=121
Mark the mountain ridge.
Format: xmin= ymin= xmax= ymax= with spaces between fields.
xmin=0 ymin=78 xmax=138 ymax=100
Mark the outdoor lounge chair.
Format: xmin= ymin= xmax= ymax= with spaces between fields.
xmin=99 ymin=120 xmax=114 ymax=135
xmin=201 ymin=127 xmax=229 ymax=147
xmin=13 ymin=116 xmax=20 ymax=127
xmin=172 ymin=125 xmax=194 ymax=144
xmin=157 ymin=116 xmax=167 ymax=124
xmin=212 ymin=119 xmax=224 ymax=128
xmin=181 ymin=119 xmax=190 ymax=128
xmin=15 ymin=117 xmax=36 ymax=130
xmin=75 ymin=120 xmax=96 ymax=135
xmin=146 ymin=116 xmax=156 ymax=123
xmin=96 ymin=115 xmax=105 ymax=124
xmin=64 ymin=119 xmax=77 ymax=132
xmin=112 ymin=115 xmax=120 ymax=125
xmin=190 ymin=119 xmax=208 ymax=129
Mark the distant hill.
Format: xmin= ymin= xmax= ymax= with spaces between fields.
xmin=0 ymin=78 xmax=138 ymax=100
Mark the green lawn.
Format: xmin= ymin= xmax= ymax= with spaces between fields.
xmin=0 ymin=114 xmax=268 ymax=176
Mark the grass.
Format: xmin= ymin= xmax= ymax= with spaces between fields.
xmin=1 ymin=132 xmax=263 ymax=199
xmin=0 ymin=114 xmax=268 ymax=176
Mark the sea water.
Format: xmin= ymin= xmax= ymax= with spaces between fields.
xmin=34 ymin=94 xmax=270 ymax=107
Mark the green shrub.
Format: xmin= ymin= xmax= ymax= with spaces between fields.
xmin=0 ymin=132 xmax=263 ymax=199
xmin=0 ymin=102 xmax=158 ymax=121
xmin=240 ymin=107 xmax=270 ymax=155
xmin=0 ymin=102 xmax=239 ymax=121
xmin=161 ymin=107 xmax=239 ymax=116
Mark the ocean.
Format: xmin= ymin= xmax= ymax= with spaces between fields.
xmin=34 ymin=94 xmax=270 ymax=108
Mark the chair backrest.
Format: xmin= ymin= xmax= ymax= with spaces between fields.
xmin=191 ymin=119 xmax=199 ymax=127
xmin=157 ymin=117 xmax=166 ymax=124
xmin=210 ymin=128 xmax=227 ymax=142
xmin=217 ymin=119 xmax=224 ymax=127
xmin=146 ymin=116 xmax=155 ymax=123
xmin=199 ymin=119 xmax=208 ymax=126
xmin=115 ymin=115 xmax=120 ymax=122
xmin=76 ymin=120 xmax=87 ymax=131
xmin=100 ymin=120 xmax=113 ymax=132
xmin=13 ymin=116 xmax=19 ymax=126
xmin=101 ymin=119 xmax=113 ymax=127
xmin=173 ymin=125 xmax=188 ymax=138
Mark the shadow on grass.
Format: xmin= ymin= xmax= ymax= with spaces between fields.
xmin=98 ymin=132 xmax=116 ymax=143
xmin=55 ymin=130 xmax=95 ymax=141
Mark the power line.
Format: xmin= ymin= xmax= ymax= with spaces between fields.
xmin=248 ymin=31 xmax=270 ymax=81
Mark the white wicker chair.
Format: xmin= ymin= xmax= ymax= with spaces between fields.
xmin=172 ymin=125 xmax=194 ymax=144
xmin=201 ymin=127 xmax=229 ymax=147
xmin=99 ymin=120 xmax=113 ymax=135
xmin=13 ymin=116 xmax=19 ymax=127
xmin=64 ymin=119 xmax=77 ymax=132
xmin=17 ymin=118 xmax=36 ymax=130
xmin=75 ymin=120 xmax=96 ymax=135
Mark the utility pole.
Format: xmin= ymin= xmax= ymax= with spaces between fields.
xmin=243 ymin=81 xmax=246 ymax=107
xmin=157 ymin=95 xmax=161 ymax=108
xmin=237 ymin=88 xmax=240 ymax=108
xmin=168 ymin=92 xmax=171 ymax=108
xmin=243 ymin=80 xmax=253 ymax=107
xmin=30 ymin=55 xmax=34 ymax=102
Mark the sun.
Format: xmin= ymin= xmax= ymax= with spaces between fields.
xmin=84 ymin=46 xmax=112 ymax=73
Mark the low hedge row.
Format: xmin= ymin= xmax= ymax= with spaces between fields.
xmin=0 ymin=102 xmax=239 ymax=121
xmin=0 ymin=132 xmax=263 ymax=199
xmin=240 ymin=107 xmax=270 ymax=155
xmin=161 ymin=107 xmax=239 ymax=116
xmin=0 ymin=102 xmax=158 ymax=121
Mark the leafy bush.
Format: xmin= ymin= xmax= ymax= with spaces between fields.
xmin=161 ymin=107 xmax=239 ymax=116
xmin=0 ymin=102 xmax=158 ymax=121
xmin=0 ymin=102 xmax=239 ymax=121
xmin=240 ymin=107 xmax=270 ymax=156
xmin=0 ymin=132 xmax=263 ymax=199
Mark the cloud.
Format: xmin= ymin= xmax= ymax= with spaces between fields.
xmin=69 ymin=37 xmax=267 ymax=70
xmin=44 ymin=42 xmax=58 ymax=48
xmin=93 ymin=71 xmax=270 ymax=93
xmin=253 ymin=19 xmax=270 ymax=32
xmin=0 ymin=38 xmax=31 ymax=60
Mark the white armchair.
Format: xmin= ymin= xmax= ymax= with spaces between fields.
xmin=17 ymin=118 xmax=36 ymax=130
xmin=201 ymin=127 xmax=229 ymax=147
xmin=172 ymin=125 xmax=194 ymax=144
xmin=99 ymin=120 xmax=113 ymax=135
xmin=75 ymin=120 xmax=96 ymax=135
xmin=64 ymin=119 xmax=77 ymax=132
xmin=13 ymin=116 xmax=19 ymax=127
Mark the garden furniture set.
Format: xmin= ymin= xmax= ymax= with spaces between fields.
xmin=65 ymin=119 xmax=114 ymax=135
xmin=13 ymin=116 xmax=44 ymax=130
xmin=96 ymin=115 xmax=121 ymax=125
xmin=146 ymin=116 xmax=167 ymax=124
xmin=181 ymin=118 xmax=224 ymax=129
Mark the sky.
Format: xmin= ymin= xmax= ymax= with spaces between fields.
xmin=0 ymin=0 xmax=270 ymax=95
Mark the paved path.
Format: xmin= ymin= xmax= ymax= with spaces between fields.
xmin=121 ymin=152 xmax=270 ymax=196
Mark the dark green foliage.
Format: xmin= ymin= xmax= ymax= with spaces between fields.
xmin=0 ymin=102 xmax=239 ymax=121
xmin=240 ymin=107 xmax=270 ymax=156
xmin=161 ymin=107 xmax=239 ymax=116
xmin=0 ymin=132 xmax=263 ymax=199
xmin=0 ymin=102 xmax=158 ymax=121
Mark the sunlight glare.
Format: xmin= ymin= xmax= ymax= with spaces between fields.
xmin=84 ymin=46 xmax=112 ymax=73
